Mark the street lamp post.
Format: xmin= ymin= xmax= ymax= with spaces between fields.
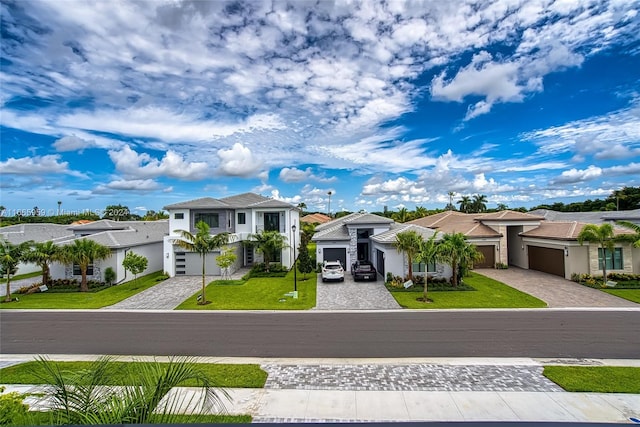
xmin=292 ymin=224 xmax=298 ymax=296
xmin=327 ymin=191 xmax=333 ymax=217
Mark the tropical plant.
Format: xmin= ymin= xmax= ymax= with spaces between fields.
xmin=300 ymin=222 xmax=316 ymax=248
xmin=30 ymin=356 xmax=227 ymax=425
xmin=416 ymin=232 xmax=442 ymax=302
xmin=471 ymin=194 xmax=488 ymax=213
xmin=577 ymin=223 xmax=616 ymax=283
xmin=457 ymin=196 xmax=472 ymax=213
xmin=173 ymin=221 xmax=231 ymax=304
xmin=216 ymin=246 xmax=237 ymax=280
xmin=23 ymin=240 xmax=61 ymax=287
xmin=616 ymin=221 xmax=640 ymax=248
xmin=414 ymin=206 xmax=428 ymax=219
xmin=440 ymin=232 xmax=484 ymax=287
xmin=0 ymin=239 xmax=33 ymax=302
xmin=103 ymin=267 xmax=116 ymax=286
xmin=393 ymin=230 xmax=423 ymax=282
xmin=122 ymin=252 xmax=148 ymax=284
xmin=59 ymin=239 xmax=112 ymax=292
xmin=446 ymin=191 xmax=456 ymax=210
xmin=297 ymin=241 xmax=314 ymax=280
xmin=248 ymin=230 xmax=288 ymax=273
xmin=0 ymin=386 xmax=29 ymax=425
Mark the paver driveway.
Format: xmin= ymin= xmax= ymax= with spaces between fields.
xmin=315 ymin=273 xmax=400 ymax=310
xmin=476 ymin=267 xmax=638 ymax=308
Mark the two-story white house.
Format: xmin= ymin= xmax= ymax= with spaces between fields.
xmin=162 ymin=193 xmax=300 ymax=277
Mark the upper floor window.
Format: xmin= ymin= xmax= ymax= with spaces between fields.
xmin=598 ymin=247 xmax=623 ymax=270
xmin=238 ymin=212 xmax=246 ymax=224
xmin=195 ymin=213 xmax=219 ymax=228
xmin=264 ymin=212 xmax=280 ymax=232
xmin=174 ymin=213 xmax=184 ymax=220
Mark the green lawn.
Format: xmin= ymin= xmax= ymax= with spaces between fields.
xmin=603 ymin=289 xmax=640 ymax=304
xmin=389 ymin=271 xmax=547 ymax=309
xmin=0 ymin=271 xmax=165 ymax=309
xmin=543 ymin=366 xmax=640 ymax=393
xmin=23 ymin=412 xmax=251 ymax=425
xmin=176 ymin=270 xmax=316 ymax=310
xmin=0 ymin=361 xmax=267 ymax=388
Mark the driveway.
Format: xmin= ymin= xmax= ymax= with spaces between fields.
xmin=315 ymin=273 xmax=401 ymax=310
xmin=476 ymin=267 xmax=638 ymax=308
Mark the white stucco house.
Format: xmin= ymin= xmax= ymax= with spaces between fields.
xmin=162 ymin=193 xmax=300 ymax=277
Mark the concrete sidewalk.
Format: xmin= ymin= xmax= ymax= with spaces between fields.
xmin=1 ymin=356 xmax=638 ymax=423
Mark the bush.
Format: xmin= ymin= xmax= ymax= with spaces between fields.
xmin=247 ymin=263 xmax=288 ymax=277
xmin=104 ymin=267 xmax=116 ymax=286
xmin=0 ymin=386 xmax=29 ymax=425
xmin=571 ymin=273 xmax=640 ymax=289
xmin=496 ymin=262 xmax=508 ymax=269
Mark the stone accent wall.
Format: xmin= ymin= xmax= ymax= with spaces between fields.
xmin=498 ymin=226 xmax=508 ymax=265
xmin=348 ymin=228 xmax=357 ymax=266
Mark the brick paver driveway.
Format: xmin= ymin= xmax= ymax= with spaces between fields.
xmin=315 ymin=273 xmax=400 ymax=310
xmin=476 ymin=267 xmax=638 ymax=308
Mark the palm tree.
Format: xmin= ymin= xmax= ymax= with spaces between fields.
xmin=414 ymin=206 xmax=428 ymax=219
xmin=471 ymin=194 xmax=488 ymax=213
xmin=393 ymin=230 xmax=423 ymax=282
xmin=23 ymin=241 xmax=62 ymax=287
xmin=440 ymin=232 xmax=483 ymax=287
xmin=173 ymin=221 xmax=231 ymax=304
xmin=416 ymin=232 xmax=442 ymax=302
xmin=616 ymin=221 xmax=640 ymax=248
xmin=457 ymin=196 xmax=472 ymax=213
xmin=60 ymin=239 xmax=112 ymax=292
xmin=249 ymin=230 xmax=288 ymax=272
xmin=577 ymin=223 xmax=616 ymax=283
xmin=0 ymin=239 xmax=32 ymax=302
xmin=393 ymin=207 xmax=410 ymax=223
xmin=446 ymin=191 xmax=456 ymax=210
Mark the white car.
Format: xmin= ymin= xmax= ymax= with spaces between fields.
xmin=321 ymin=260 xmax=345 ymax=282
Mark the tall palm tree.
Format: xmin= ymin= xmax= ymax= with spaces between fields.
xmin=60 ymin=239 xmax=112 ymax=292
xmin=457 ymin=196 xmax=472 ymax=213
xmin=393 ymin=230 xmax=423 ymax=282
xmin=393 ymin=207 xmax=410 ymax=223
xmin=446 ymin=191 xmax=456 ymax=210
xmin=24 ymin=240 xmax=62 ymax=287
xmin=471 ymin=194 xmax=488 ymax=213
xmin=249 ymin=230 xmax=288 ymax=272
xmin=577 ymin=223 xmax=616 ymax=283
xmin=0 ymin=239 xmax=32 ymax=302
xmin=416 ymin=232 xmax=442 ymax=302
xmin=616 ymin=220 xmax=640 ymax=248
xmin=173 ymin=221 xmax=231 ymax=305
xmin=440 ymin=232 xmax=483 ymax=287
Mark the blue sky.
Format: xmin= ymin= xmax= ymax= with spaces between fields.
xmin=1 ymin=0 xmax=639 ymax=217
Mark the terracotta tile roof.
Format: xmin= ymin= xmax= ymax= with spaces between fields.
xmin=521 ymin=221 xmax=636 ymax=240
xmin=478 ymin=210 xmax=544 ymax=221
xmin=408 ymin=211 xmax=501 ymax=238
xmin=300 ymin=213 xmax=332 ymax=224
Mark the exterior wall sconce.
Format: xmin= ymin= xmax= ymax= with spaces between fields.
xmin=165 ymin=253 xmax=169 ymax=259
xmin=564 ymin=247 xmax=569 ymax=257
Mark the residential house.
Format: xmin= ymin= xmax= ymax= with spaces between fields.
xmin=162 ymin=193 xmax=300 ymax=277
xmin=312 ymin=212 xmax=449 ymax=280
xmin=300 ymin=213 xmax=332 ymax=225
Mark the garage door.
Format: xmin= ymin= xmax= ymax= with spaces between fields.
xmin=176 ymin=252 xmax=221 ymax=276
xmin=528 ymin=246 xmax=565 ymax=277
xmin=474 ymin=246 xmax=495 ymax=268
xmin=323 ymin=248 xmax=346 ymax=269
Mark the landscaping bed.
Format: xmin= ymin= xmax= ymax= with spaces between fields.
xmin=571 ymin=273 xmax=640 ymax=304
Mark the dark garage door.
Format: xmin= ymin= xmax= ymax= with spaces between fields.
xmin=474 ymin=246 xmax=495 ymax=268
xmin=528 ymin=246 xmax=565 ymax=277
xmin=323 ymin=248 xmax=346 ymax=269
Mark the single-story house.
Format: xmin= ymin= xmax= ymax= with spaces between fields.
xmin=1 ymin=220 xmax=169 ymax=284
xmin=409 ymin=210 xmax=639 ymax=280
xmin=300 ymin=213 xmax=332 ymax=225
xmin=312 ymin=212 xmax=451 ymax=280
xmin=162 ymin=192 xmax=300 ymax=277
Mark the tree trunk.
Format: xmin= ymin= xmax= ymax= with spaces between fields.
xmin=423 ymin=270 xmax=428 ymax=302
xmin=80 ymin=265 xmax=89 ymax=292
xmin=407 ymin=255 xmax=413 ymax=281
xmin=4 ymin=277 xmax=11 ymax=302
xmin=451 ymin=261 xmax=458 ymax=287
xmin=200 ymin=255 xmax=206 ymax=304
xmin=601 ymin=245 xmax=608 ymax=284
xmin=42 ymin=264 xmax=50 ymax=286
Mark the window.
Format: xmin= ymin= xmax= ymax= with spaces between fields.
xmin=412 ymin=261 xmax=436 ymax=273
xmin=237 ymin=212 xmax=246 ymax=224
xmin=598 ymin=247 xmax=623 ymax=270
xmin=73 ymin=263 xmax=93 ymax=276
xmin=174 ymin=213 xmax=184 ymax=219
xmin=194 ymin=213 xmax=219 ymax=228
xmin=264 ymin=212 xmax=280 ymax=231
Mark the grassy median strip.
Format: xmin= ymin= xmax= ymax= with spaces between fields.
xmin=26 ymin=412 xmax=252 ymax=425
xmin=0 ymin=271 xmax=165 ymax=309
xmin=543 ymin=366 xmax=640 ymax=393
xmin=0 ymin=361 xmax=267 ymax=388
xmin=389 ymin=271 xmax=547 ymax=309
xmin=176 ymin=270 xmax=317 ymax=310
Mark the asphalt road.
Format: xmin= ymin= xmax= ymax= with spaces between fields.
xmin=1 ymin=310 xmax=639 ymax=358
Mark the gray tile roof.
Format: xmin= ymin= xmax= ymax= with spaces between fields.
xmin=370 ymin=223 xmax=438 ymax=244
xmin=315 ymin=212 xmax=393 ymax=232
xmin=0 ymin=223 xmax=74 ymax=244
xmin=163 ymin=192 xmax=295 ymax=210
xmin=58 ymin=221 xmax=169 ymax=248
xmin=529 ymin=209 xmax=640 ymax=224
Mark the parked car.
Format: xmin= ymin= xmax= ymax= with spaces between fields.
xmin=351 ymin=260 xmax=377 ymax=281
xmin=321 ymin=260 xmax=344 ymax=282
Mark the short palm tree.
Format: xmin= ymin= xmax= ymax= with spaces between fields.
xmin=60 ymin=239 xmax=112 ymax=292
xmin=1 ymin=238 xmax=33 ymax=302
xmin=577 ymin=223 xmax=616 ymax=283
xmin=440 ymin=232 xmax=483 ymax=287
xmin=248 ymin=230 xmax=288 ymax=272
xmin=173 ymin=221 xmax=232 ymax=304
xmin=416 ymin=232 xmax=442 ymax=302
xmin=393 ymin=230 xmax=423 ymax=282
xmin=24 ymin=240 xmax=62 ymax=287
xmin=471 ymin=194 xmax=488 ymax=213
xmin=393 ymin=207 xmax=410 ymax=223
xmin=457 ymin=196 xmax=472 ymax=213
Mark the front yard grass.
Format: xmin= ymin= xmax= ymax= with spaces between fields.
xmin=389 ymin=271 xmax=547 ymax=309
xmin=25 ymin=412 xmax=252 ymax=425
xmin=603 ymin=289 xmax=640 ymax=304
xmin=0 ymin=360 xmax=267 ymax=388
xmin=176 ymin=270 xmax=316 ymax=310
xmin=543 ymin=366 xmax=640 ymax=393
xmin=0 ymin=271 xmax=165 ymax=309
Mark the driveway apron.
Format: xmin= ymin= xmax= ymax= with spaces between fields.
xmin=476 ymin=267 xmax=637 ymax=308
xmin=315 ymin=274 xmax=401 ymax=310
